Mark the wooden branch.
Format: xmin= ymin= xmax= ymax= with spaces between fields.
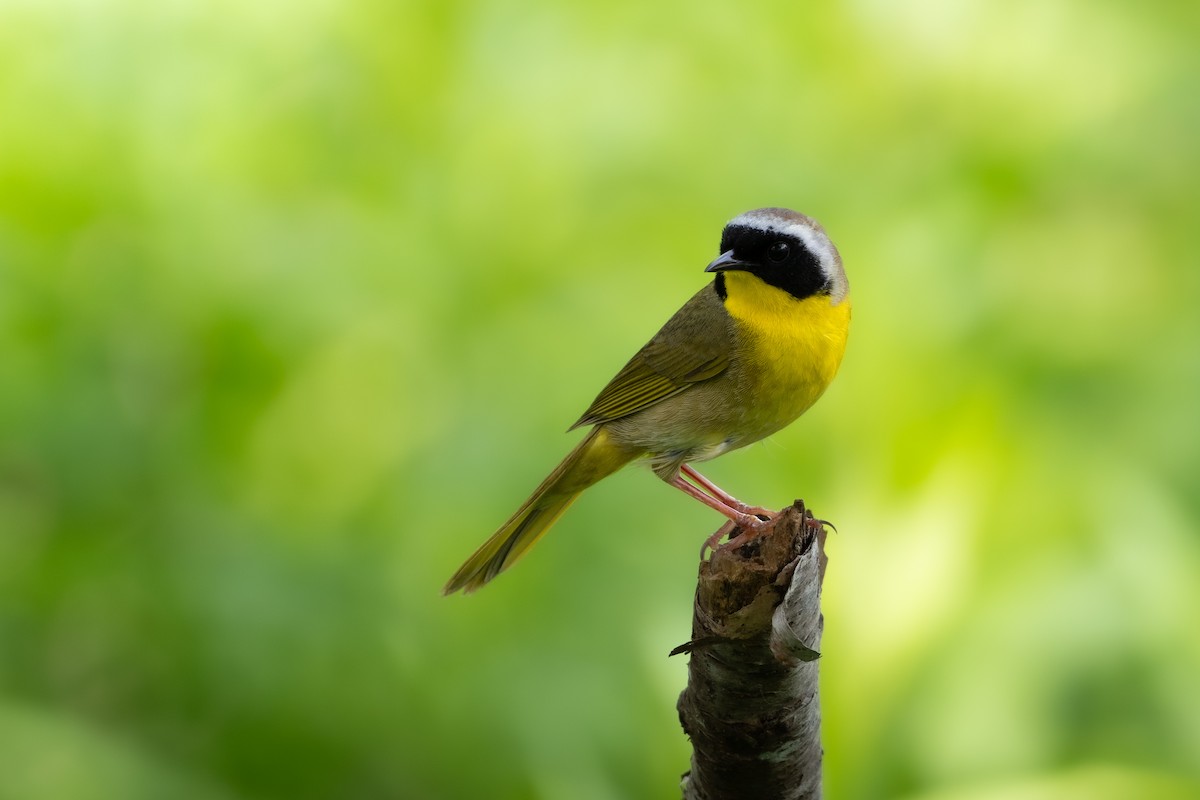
xmin=675 ymin=502 xmax=829 ymax=800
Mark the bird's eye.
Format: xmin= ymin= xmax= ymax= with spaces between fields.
xmin=767 ymin=241 xmax=791 ymax=263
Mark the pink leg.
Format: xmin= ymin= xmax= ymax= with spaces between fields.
xmin=680 ymin=464 xmax=776 ymax=519
xmin=669 ymin=474 xmax=766 ymax=531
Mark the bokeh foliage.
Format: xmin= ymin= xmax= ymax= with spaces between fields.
xmin=2 ymin=0 xmax=1198 ymax=798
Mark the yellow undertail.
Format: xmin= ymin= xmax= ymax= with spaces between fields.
xmin=443 ymin=427 xmax=636 ymax=594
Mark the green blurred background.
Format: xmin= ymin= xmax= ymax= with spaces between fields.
xmin=2 ymin=0 xmax=1198 ymax=798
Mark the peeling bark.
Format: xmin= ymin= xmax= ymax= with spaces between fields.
xmin=676 ymin=502 xmax=828 ymax=800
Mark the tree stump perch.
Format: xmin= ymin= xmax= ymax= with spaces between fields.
xmin=675 ymin=501 xmax=829 ymax=800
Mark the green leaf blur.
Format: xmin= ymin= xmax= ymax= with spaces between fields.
xmin=2 ymin=1 xmax=1197 ymax=798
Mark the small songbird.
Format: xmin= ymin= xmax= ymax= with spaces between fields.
xmin=444 ymin=208 xmax=850 ymax=594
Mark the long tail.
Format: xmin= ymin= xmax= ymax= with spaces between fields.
xmin=443 ymin=427 xmax=636 ymax=594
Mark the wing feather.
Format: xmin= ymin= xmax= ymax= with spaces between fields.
xmin=571 ymin=285 xmax=731 ymax=428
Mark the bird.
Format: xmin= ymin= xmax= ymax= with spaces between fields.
xmin=443 ymin=207 xmax=850 ymax=594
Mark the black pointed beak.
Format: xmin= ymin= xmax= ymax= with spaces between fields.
xmin=705 ymin=250 xmax=752 ymax=273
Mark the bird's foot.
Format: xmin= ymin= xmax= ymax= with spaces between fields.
xmin=700 ymin=513 xmax=770 ymax=558
xmin=720 ymin=522 xmax=769 ymax=553
xmin=700 ymin=521 xmax=736 ymax=558
xmin=737 ymin=503 xmax=777 ymax=519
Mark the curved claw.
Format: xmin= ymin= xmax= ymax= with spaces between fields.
xmin=810 ymin=516 xmax=837 ymax=533
xmin=701 ymin=520 xmax=737 ymax=559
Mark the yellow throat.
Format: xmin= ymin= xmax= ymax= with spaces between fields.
xmin=722 ymin=270 xmax=851 ymax=422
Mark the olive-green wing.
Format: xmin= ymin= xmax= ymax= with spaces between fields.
xmin=571 ymin=285 xmax=731 ymax=428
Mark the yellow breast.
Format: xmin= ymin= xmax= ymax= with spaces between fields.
xmin=721 ymin=271 xmax=851 ymax=432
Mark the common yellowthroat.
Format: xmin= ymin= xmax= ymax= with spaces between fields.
xmin=444 ymin=208 xmax=850 ymax=594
